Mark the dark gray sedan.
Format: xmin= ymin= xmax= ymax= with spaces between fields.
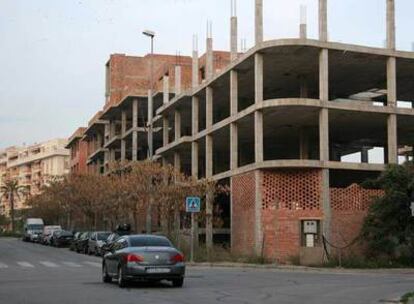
xmin=102 ymin=235 xmax=185 ymax=288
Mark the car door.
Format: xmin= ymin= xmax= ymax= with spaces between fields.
xmin=89 ymin=233 xmax=96 ymax=252
xmin=106 ymin=238 xmax=124 ymax=274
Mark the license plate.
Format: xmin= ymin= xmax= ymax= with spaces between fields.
xmin=146 ymin=268 xmax=171 ymax=274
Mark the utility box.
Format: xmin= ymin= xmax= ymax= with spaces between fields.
xmin=301 ymin=220 xmax=320 ymax=248
xmin=303 ymin=220 xmax=318 ymax=234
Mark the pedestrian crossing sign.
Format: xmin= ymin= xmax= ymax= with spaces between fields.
xmin=186 ymin=196 xmax=201 ymax=213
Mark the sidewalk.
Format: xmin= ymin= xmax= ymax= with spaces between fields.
xmin=187 ymin=261 xmax=414 ymax=275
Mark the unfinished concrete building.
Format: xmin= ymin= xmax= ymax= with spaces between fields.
xmin=72 ymin=0 xmax=414 ymax=263
xmin=155 ymin=0 xmax=414 ymax=263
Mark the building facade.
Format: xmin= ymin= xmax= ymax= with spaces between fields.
xmin=66 ymin=128 xmax=88 ymax=174
xmin=70 ymin=0 xmax=414 ymax=263
xmin=0 ymin=139 xmax=70 ymax=216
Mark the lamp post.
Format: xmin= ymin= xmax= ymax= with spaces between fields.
xmin=142 ymin=30 xmax=155 ymax=160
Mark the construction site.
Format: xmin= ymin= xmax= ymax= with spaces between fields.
xmin=68 ymin=0 xmax=414 ymax=264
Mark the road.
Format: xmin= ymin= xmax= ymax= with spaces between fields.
xmin=0 ymin=238 xmax=413 ymax=304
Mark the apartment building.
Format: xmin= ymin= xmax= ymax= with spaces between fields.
xmin=0 ymin=139 xmax=70 ymax=216
xmin=66 ymin=127 xmax=88 ymax=174
xmin=69 ymin=0 xmax=414 ymax=264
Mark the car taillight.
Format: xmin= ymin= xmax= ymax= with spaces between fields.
xmin=171 ymin=253 xmax=184 ymax=263
xmin=126 ymin=254 xmax=144 ymax=263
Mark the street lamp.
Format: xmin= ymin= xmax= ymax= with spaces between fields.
xmin=142 ymin=30 xmax=155 ymax=160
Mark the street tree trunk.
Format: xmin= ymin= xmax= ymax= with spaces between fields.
xmin=10 ymin=191 xmax=15 ymax=233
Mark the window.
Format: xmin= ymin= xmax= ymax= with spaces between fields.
xmin=129 ymin=236 xmax=171 ymax=247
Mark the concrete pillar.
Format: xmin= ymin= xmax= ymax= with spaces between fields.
xmin=192 ymin=96 xmax=199 ymax=134
xmin=230 ymin=16 xmax=238 ymax=61
xmin=163 ymin=116 xmax=169 ymax=146
xmin=319 ymin=0 xmax=328 ymax=42
xmin=132 ymin=99 xmax=138 ymax=161
xmin=255 ymin=53 xmax=263 ymax=103
xmin=163 ymin=76 xmax=169 ymax=104
xmin=319 ymin=50 xmax=329 ymax=101
xmin=387 ymin=57 xmax=396 ymax=107
xmin=205 ymin=134 xmax=213 ymax=256
xmin=387 ymin=114 xmax=398 ymax=164
xmin=386 ymin=0 xmax=396 ymax=50
xmin=206 ymin=37 xmax=214 ymax=80
xmin=255 ymin=53 xmax=263 ymax=162
xmin=230 ymin=70 xmax=238 ymax=170
xmin=174 ymin=110 xmax=181 ymax=141
xmin=361 ymin=147 xmax=369 ymax=163
xmin=230 ymin=123 xmax=238 ymax=170
xmin=255 ymin=0 xmax=263 ymax=45
xmin=319 ymin=109 xmax=329 ymax=162
xmin=206 ymin=87 xmax=213 ymax=128
xmin=175 ymin=65 xmax=182 ymax=96
xmin=191 ymin=142 xmax=198 ymax=178
xmin=300 ymin=5 xmax=307 ymax=39
xmin=192 ymin=96 xmax=199 ymax=177
xmin=206 ymin=135 xmax=213 ymax=177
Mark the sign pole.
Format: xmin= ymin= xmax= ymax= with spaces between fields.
xmin=186 ymin=196 xmax=201 ymax=263
xmin=190 ymin=213 xmax=195 ymax=263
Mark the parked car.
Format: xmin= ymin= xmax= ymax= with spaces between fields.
xmin=69 ymin=232 xmax=82 ymax=251
xmin=42 ymin=225 xmax=62 ymax=245
xmin=88 ymin=231 xmax=111 ymax=256
xmin=51 ymin=230 xmax=74 ymax=247
xmin=102 ymin=234 xmax=185 ymax=288
xmin=75 ymin=232 xmax=91 ymax=253
xmin=22 ymin=218 xmax=44 ymax=242
xmin=101 ymin=224 xmax=132 ymax=256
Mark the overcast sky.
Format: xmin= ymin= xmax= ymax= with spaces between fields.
xmin=0 ymin=0 xmax=413 ymax=149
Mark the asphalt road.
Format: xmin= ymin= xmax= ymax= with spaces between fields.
xmin=0 ymin=237 xmax=413 ymax=304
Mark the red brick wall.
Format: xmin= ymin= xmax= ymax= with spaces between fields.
xmin=231 ymin=171 xmax=256 ymax=256
xmin=330 ymin=184 xmax=383 ymax=255
xmin=261 ymin=169 xmax=323 ymax=263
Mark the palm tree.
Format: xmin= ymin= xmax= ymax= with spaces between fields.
xmin=0 ymin=179 xmax=28 ymax=233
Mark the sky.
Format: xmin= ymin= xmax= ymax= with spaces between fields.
xmin=0 ymin=0 xmax=413 ymax=149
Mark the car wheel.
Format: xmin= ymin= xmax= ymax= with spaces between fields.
xmin=117 ymin=266 xmax=127 ymax=288
xmin=172 ymin=278 xmax=184 ymax=288
xmin=102 ymin=262 xmax=111 ymax=283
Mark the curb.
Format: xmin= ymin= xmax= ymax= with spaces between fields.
xmin=186 ymin=262 xmax=414 ymax=275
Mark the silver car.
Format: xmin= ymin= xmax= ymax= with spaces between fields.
xmin=102 ymin=235 xmax=185 ymax=288
xmin=88 ymin=231 xmax=111 ymax=256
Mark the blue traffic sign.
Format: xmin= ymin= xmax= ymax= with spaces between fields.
xmin=186 ymin=196 xmax=201 ymax=213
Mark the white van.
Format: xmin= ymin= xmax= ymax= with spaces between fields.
xmin=23 ymin=218 xmax=44 ymax=242
xmin=42 ymin=225 xmax=62 ymax=245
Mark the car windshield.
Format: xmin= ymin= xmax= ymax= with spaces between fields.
xmin=28 ymin=224 xmax=43 ymax=230
xmin=97 ymin=232 xmax=110 ymax=241
xmin=60 ymin=231 xmax=73 ymax=237
xmin=130 ymin=236 xmax=172 ymax=247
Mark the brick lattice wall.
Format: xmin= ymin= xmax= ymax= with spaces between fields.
xmin=330 ymin=184 xmax=383 ymax=252
xmin=231 ymin=171 xmax=256 ymax=256
xmin=261 ymin=169 xmax=323 ymax=262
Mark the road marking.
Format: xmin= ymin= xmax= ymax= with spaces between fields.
xmin=62 ymin=262 xmax=82 ymax=268
xmin=39 ymin=261 xmax=58 ymax=268
xmin=83 ymin=261 xmax=101 ymax=268
xmin=17 ymin=261 xmax=34 ymax=268
xmin=0 ymin=262 xmax=8 ymax=269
